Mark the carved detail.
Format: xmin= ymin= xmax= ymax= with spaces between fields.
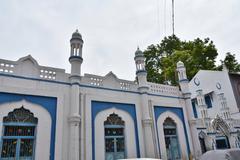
xmin=3 ymin=106 xmax=38 ymax=124
xmin=104 ymin=113 xmax=125 ymax=126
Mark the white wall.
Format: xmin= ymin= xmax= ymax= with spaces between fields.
xmin=189 ymin=70 xmax=238 ymax=118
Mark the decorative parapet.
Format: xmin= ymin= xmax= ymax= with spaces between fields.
xmin=148 ymin=82 xmax=181 ymax=97
xmin=0 ymin=56 xmax=68 ymax=82
xmin=81 ymin=72 xmax=138 ymax=91
xmin=0 ymin=59 xmax=16 ymax=74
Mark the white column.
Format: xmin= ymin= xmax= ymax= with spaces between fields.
xmin=140 ymin=92 xmax=156 ymax=158
xmin=68 ymin=84 xmax=81 ymax=160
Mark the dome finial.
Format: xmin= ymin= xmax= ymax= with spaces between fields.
xmin=135 ymin=46 xmax=143 ymax=56
xmin=71 ymin=29 xmax=82 ymax=40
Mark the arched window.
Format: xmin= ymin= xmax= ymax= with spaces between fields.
xmin=104 ymin=113 xmax=125 ymax=160
xmin=163 ymin=117 xmax=181 ymax=160
xmin=0 ymin=106 xmax=38 ymax=159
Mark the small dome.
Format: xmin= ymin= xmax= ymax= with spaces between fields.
xmin=135 ymin=47 xmax=143 ymax=56
xmin=71 ymin=29 xmax=82 ymax=40
xmin=177 ymin=61 xmax=184 ymax=67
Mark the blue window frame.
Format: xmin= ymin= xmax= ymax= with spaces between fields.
xmin=205 ymin=95 xmax=212 ymax=108
xmin=104 ymin=113 xmax=125 ymax=160
xmin=0 ymin=106 xmax=38 ymax=160
xmin=191 ymin=99 xmax=198 ymax=118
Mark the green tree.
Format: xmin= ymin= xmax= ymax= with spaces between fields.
xmin=144 ymin=35 xmax=218 ymax=85
xmin=218 ymin=52 xmax=240 ymax=72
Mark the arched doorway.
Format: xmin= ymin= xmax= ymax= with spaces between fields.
xmin=198 ymin=131 xmax=207 ymax=153
xmin=104 ymin=113 xmax=125 ymax=160
xmin=163 ymin=117 xmax=181 ymax=160
xmin=0 ymin=106 xmax=38 ymax=159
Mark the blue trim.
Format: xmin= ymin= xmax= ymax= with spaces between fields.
xmin=179 ymin=79 xmax=189 ymax=83
xmin=191 ymin=100 xmax=198 ymax=118
xmin=136 ymin=70 xmax=147 ymax=74
xmin=0 ymin=73 xmax=70 ymax=86
xmin=207 ymin=132 xmax=216 ymax=135
xmin=205 ymin=95 xmax=212 ymax=108
xmin=69 ymin=56 xmax=83 ymax=61
xmin=3 ymin=122 xmax=37 ymax=126
xmin=234 ymin=127 xmax=240 ymax=129
xmin=91 ymin=101 xmax=140 ymax=160
xmin=230 ymin=131 xmax=238 ymax=134
xmin=154 ymin=106 xmax=190 ymax=157
xmin=197 ymin=127 xmax=207 ymax=130
xmin=0 ymin=92 xmax=57 ymax=160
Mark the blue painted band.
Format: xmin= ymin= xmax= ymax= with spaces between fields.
xmin=136 ymin=70 xmax=147 ymax=74
xmin=0 ymin=73 xmax=71 ymax=86
xmin=207 ymin=132 xmax=216 ymax=135
xmin=197 ymin=127 xmax=207 ymax=130
xmin=154 ymin=106 xmax=190 ymax=157
xmin=69 ymin=56 xmax=83 ymax=62
xmin=0 ymin=92 xmax=57 ymax=160
xmin=134 ymin=55 xmax=144 ymax=59
xmin=91 ymin=101 xmax=140 ymax=160
xmin=179 ymin=79 xmax=189 ymax=83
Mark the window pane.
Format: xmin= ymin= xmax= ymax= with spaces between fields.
xmin=164 ymin=128 xmax=176 ymax=135
xmin=116 ymin=138 xmax=125 ymax=152
xmin=105 ymin=128 xmax=124 ymax=136
xmin=115 ymin=152 xmax=125 ymax=159
xmin=20 ymin=139 xmax=34 ymax=157
xmin=105 ymin=138 xmax=114 ymax=152
xmin=4 ymin=126 xmax=35 ymax=136
xmin=1 ymin=139 xmax=17 ymax=158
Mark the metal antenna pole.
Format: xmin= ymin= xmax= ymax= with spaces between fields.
xmin=172 ymin=0 xmax=175 ymax=35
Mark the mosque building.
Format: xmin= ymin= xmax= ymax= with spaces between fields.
xmin=0 ymin=30 xmax=239 ymax=160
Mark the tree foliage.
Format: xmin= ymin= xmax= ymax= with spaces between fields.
xmin=217 ymin=52 xmax=240 ymax=73
xmin=144 ymin=35 xmax=225 ymax=85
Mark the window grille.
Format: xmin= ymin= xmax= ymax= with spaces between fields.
xmin=1 ymin=106 xmax=38 ymax=160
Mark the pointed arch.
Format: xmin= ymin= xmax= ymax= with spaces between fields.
xmin=211 ymin=115 xmax=230 ymax=136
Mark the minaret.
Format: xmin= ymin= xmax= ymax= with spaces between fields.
xmin=134 ymin=47 xmax=155 ymax=157
xmin=176 ymin=61 xmax=196 ymax=158
xmin=176 ymin=61 xmax=189 ymax=92
xmin=69 ymin=29 xmax=83 ymax=77
xmin=134 ymin=47 xmax=148 ymax=92
xmin=68 ymin=30 xmax=82 ymax=160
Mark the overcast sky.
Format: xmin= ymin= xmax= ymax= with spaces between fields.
xmin=0 ymin=0 xmax=239 ymax=80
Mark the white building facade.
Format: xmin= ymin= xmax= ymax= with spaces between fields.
xmin=189 ymin=67 xmax=240 ymax=158
xmin=0 ymin=30 xmax=235 ymax=160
